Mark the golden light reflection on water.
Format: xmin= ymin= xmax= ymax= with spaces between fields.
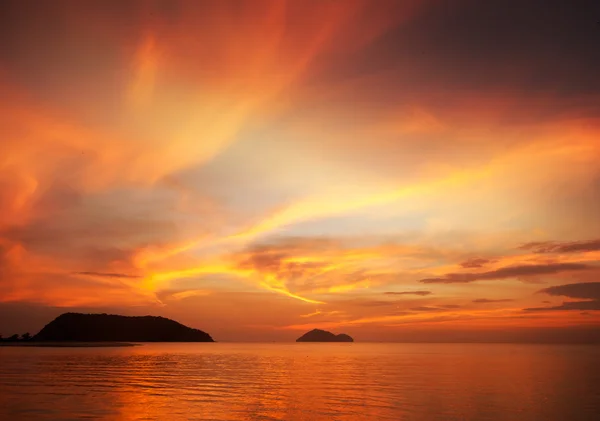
xmin=0 ymin=343 xmax=599 ymax=420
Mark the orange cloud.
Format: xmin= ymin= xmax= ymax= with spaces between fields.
xmin=1 ymin=0 xmax=600 ymax=341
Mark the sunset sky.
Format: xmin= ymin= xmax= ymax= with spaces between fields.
xmin=1 ymin=0 xmax=599 ymax=342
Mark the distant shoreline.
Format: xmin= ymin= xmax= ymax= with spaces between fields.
xmin=0 ymin=342 xmax=139 ymax=348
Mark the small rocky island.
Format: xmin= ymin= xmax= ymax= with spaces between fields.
xmin=33 ymin=313 xmax=214 ymax=342
xmin=296 ymin=328 xmax=354 ymax=342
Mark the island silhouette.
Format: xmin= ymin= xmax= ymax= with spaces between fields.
xmin=296 ymin=329 xmax=354 ymax=342
xmin=1 ymin=314 xmax=360 ymax=345
xmin=31 ymin=313 xmax=214 ymax=342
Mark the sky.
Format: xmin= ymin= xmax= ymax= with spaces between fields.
xmin=1 ymin=0 xmax=600 ymax=342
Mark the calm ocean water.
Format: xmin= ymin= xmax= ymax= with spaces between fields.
xmin=0 ymin=343 xmax=599 ymax=420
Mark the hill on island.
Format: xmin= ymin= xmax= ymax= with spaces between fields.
xmin=33 ymin=313 xmax=214 ymax=342
xmin=296 ymin=329 xmax=354 ymax=342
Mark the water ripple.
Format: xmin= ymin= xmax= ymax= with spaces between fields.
xmin=1 ymin=343 xmax=599 ymax=420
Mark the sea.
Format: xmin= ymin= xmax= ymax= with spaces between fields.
xmin=1 ymin=343 xmax=599 ymax=420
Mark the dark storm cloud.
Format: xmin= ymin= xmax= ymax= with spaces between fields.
xmin=419 ymin=263 xmax=591 ymax=284
xmin=473 ymin=298 xmax=514 ymax=304
xmin=524 ymin=282 xmax=600 ymax=311
xmin=384 ymin=290 xmax=432 ymax=296
xmin=519 ymin=239 xmax=600 ymax=254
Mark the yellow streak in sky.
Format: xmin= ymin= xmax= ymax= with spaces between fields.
xmin=226 ymin=133 xmax=599 ymax=246
xmin=228 ymin=164 xmax=495 ymax=243
xmin=128 ymin=135 xmax=584 ymax=268
xmin=133 ymin=239 xmax=210 ymax=269
xmin=300 ymin=310 xmax=344 ymax=318
xmin=300 ymin=310 xmax=323 ymax=318
xmin=141 ymin=262 xmax=323 ymax=304
xmin=169 ymin=290 xmax=212 ymax=300
xmin=127 ymin=130 xmax=600 ymax=305
xmin=259 ymin=282 xmax=325 ymax=304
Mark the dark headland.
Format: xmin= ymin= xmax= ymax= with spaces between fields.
xmin=296 ymin=329 xmax=354 ymax=342
xmin=24 ymin=313 xmax=214 ymax=343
